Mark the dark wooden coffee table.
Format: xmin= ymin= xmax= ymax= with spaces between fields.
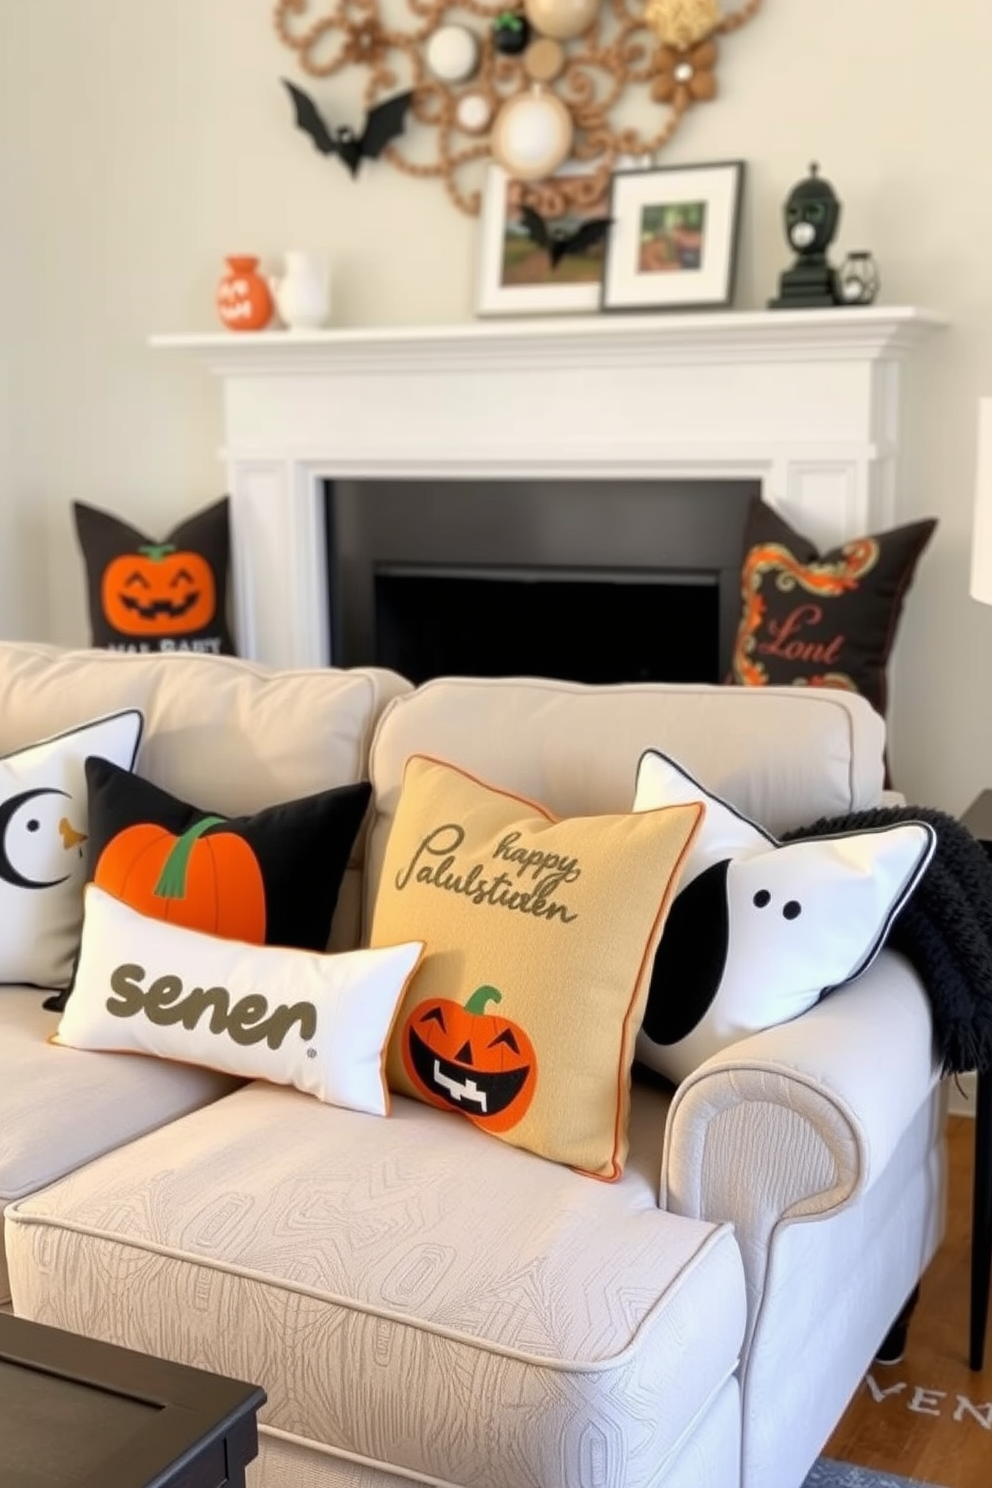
xmin=0 ymin=1312 xmax=266 ymax=1488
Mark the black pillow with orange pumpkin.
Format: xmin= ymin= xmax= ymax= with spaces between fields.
xmin=42 ymin=755 xmax=371 ymax=1013
xmin=73 ymin=497 xmax=236 ymax=656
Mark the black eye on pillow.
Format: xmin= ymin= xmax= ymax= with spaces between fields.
xmin=641 ymin=863 xmax=730 ymax=1047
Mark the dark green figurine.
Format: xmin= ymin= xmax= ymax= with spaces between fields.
xmin=493 ymin=11 xmax=530 ymax=54
xmin=768 ymin=162 xmax=843 ymax=309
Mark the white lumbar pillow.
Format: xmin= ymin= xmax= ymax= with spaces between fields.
xmin=56 ymin=885 xmax=424 ymax=1116
xmin=0 ymin=710 xmax=143 ymax=989
xmin=632 ymin=749 xmax=937 ymax=1085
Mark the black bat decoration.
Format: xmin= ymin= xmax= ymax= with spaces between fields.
xmin=282 ymin=79 xmax=413 ymax=179
xmin=519 ymin=206 xmax=613 ymax=269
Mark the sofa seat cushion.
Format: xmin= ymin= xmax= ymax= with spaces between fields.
xmin=0 ymin=988 xmax=239 ymax=1305
xmin=6 ymin=1081 xmax=746 ymax=1488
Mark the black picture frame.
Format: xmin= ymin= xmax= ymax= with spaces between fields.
xmin=600 ymin=159 xmax=746 ymax=314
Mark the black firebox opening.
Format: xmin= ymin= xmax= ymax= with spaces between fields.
xmin=325 ymin=477 xmax=758 ymax=686
xmin=374 ymin=565 xmax=720 ymax=687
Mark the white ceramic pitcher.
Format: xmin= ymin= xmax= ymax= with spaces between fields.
xmin=270 ymin=251 xmax=331 ymax=331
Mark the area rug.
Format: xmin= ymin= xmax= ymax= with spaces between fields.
xmin=803 ymin=1462 xmax=948 ymax=1488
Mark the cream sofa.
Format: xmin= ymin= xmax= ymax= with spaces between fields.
xmin=0 ymin=643 xmax=947 ymax=1488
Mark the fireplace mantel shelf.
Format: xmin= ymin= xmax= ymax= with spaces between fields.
xmin=150 ymin=305 xmax=945 ymax=670
xmin=150 ymin=306 xmax=945 ymax=376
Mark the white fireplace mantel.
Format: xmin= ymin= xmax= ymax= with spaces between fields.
xmin=150 ymin=307 xmax=945 ymax=670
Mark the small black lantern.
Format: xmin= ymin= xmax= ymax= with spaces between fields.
xmin=838 ymin=250 xmax=880 ymax=306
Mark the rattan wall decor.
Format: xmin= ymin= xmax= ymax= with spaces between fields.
xmin=273 ymin=0 xmax=764 ymax=217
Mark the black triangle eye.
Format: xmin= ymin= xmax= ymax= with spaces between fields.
xmin=490 ymin=1029 xmax=520 ymax=1054
xmin=421 ymin=1007 xmax=446 ymax=1030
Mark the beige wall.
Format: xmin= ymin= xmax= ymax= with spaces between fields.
xmin=3 ymin=0 xmax=992 ymax=810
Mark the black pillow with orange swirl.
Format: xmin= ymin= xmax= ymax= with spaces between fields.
xmin=728 ymin=497 xmax=936 ymax=718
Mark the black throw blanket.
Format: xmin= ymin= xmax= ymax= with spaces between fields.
xmin=783 ymin=805 xmax=992 ymax=1076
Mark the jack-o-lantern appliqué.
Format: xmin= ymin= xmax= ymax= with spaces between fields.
xmin=402 ymin=983 xmax=537 ymax=1132
xmin=73 ymin=498 xmax=235 ymax=656
xmin=101 ymin=543 xmax=217 ymax=636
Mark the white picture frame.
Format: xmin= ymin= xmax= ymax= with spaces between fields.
xmin=601 ymin=160 xmax=745 ymax=314
xmin=475 ymin=162 xmax=610 ymax=318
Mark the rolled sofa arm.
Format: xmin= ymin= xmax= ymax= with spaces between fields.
xmin=659 ymin=948 xmax=943 ymax=1298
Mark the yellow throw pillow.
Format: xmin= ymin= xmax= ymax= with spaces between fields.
xmin=370 ymin=755 xmax=703 ymax=1179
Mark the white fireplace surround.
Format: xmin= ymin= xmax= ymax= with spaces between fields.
xmin=151 ymin=308 xmax=944 ymax=671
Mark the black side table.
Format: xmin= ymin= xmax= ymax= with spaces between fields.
xmin=958 ymin=790 xmax=992 ymax=1370
xmin=0 ymin=1312 xmax=266 ymax=1488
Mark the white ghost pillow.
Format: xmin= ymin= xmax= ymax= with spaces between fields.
xmin=0 ymin=710 xmax=143 ymax=988
xmin=633 ymin=749 xmax=936 ymax=1085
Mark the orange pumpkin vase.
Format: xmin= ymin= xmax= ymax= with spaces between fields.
xmin=215 ymin=255 xmax=273 ymax=332
xmin=95 ymin=816 xmax=267 ymax=942
xmin=402 ymin=984 xmax=537 ymax=1133
xmin=100 ymin=543 xmax=217 ymax=638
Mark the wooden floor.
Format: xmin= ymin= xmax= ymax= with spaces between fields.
xmin=824 ymin=1115 xmax=991 ymax=1487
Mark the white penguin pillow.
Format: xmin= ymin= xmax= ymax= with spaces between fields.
xmin=0 ymin=709 xmax=143 ymax=989
xmin=632 ymin=749 xmax=936 ymax=1085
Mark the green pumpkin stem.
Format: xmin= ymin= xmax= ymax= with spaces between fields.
xmin=154 ymin=816 xmax=226 ymax=900
xmin=465 ymin=985 xmax=502 ymax=1015
xmin=137 ymin=543 xmax=177 ymax=562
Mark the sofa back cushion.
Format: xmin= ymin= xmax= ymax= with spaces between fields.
xmin=365 ymin=676 xmax=887 ymax=930
xmin=0 ymin=643 xmax=411 ymax=952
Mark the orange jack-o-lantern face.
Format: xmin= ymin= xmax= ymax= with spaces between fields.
xmin=101 ymin=543 xmax=216 ymax=636
xmin=215 ymin=257 xmax=273 ymax=332
xmin=402 ymin=984 xmax=537 ymax=1132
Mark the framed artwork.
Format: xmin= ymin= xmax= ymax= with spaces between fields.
xmin=600 ymin=160 xmax=745 ymax=313
xmin=475 ymin=163 xmax=611 ymax=318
